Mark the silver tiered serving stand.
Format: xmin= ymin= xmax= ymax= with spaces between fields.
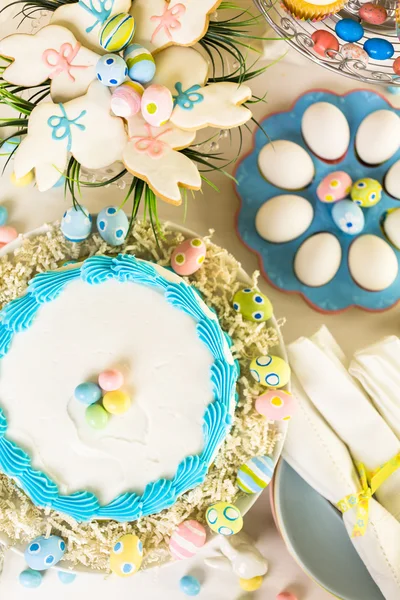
xmin=254 ymin=0 xmax=400 ymax=86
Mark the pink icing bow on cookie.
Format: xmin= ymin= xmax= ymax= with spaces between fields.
xmin=151 ymin=3 xmax=186 ymax=43
xmin=130 ymin=124 xmax=172 ymax=158
xmin=42 ymin=43 xmax=87 ymax=82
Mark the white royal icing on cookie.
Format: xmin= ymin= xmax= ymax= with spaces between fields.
xmin=0 ymin=25 xmax=99 ymax=103
xmin=152 ymin=46 xmax=209 ymax=95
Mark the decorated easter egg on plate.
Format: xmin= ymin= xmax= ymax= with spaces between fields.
xmin=180 ymin=576 xmax=201 ymax=597
xmin=294 ymin=233 xmax=342 ymax=287
xmin=171 ymin=238 xmax=206 ymax=276
xmin=255 ymin=195 xmax=314 ymax=242
xmin=61 ymin=206 xmax=92 ymax=242
xmin=250 ymin=355 xmax=290 ymax=388
xmin=302 ymin=102 xmax=350 ymax=161
xmin=141 ymin=84 xmax=173 ymax=127
xmin=237 ymin=455 xmax=274 ymax=494
xmin=124 ymin=43 xmax=156 ymax=84
xmin=19 ymin=569 xmax=43 ymax=589
xmin=356 ymin=110 xmax=400 ymax=165
xmin=86 ymin=404 xmax=109 ymax=429
xmin=349 ymin=234 xmax=398 ymax=291
xmin=74 ymin=382 xmax=102 ymax=406
xmin=206 ymin=502 xmax=243 ymax=536
xmin=0 ymin=226 xmax=18 ymax=245
xmin=364 ymin=38 xmax=394 ymax=60
xmin=24 ymin=535 xmax=66 ymax=570
xmin=100 ymin=13 xmax=135 ymax=52
xmin=240 ymin=576 xmax=264 ymax=592
xmin=332 ymin=199 xmax=365 ymax=235
xmin=233 ymin=288 xmax=273 ymax=322
xmin=335 ymin=19 xmax=364 ymax=43
xmin=97 ymin=206 xmax=129 ymax=246
xmin=111 ymin=81 xmax=144 ymax=118
xmin=169 ymin=520 xmax=207 ymax=560
xmin=110 ymin=534 xmax=143 ymax=577
xmin=96 ymin=54 xmax=127 ymax=87
xmin=255 ymin=390 xmax=296 ymax=421
xmin=386 ymin=160 xmax=400 ymax=199
xmin=311 ymin=30 xmax=339 ymax=57
xmin=258 ymin=140 xmax=314 ymax=190
xmin=103 ymin=391 xmax=131 ymax=415
xmin=351 ymin=178 xmax=382 ymax=207
xmin=316 ymin=171 xmax=352 ymax=203
xmin=341 ymin=43 xmax=369 ymax=65
xmin=383 ymin=208 xmax=400 ymax=248
xmin=359 ymin=2 xmax=387 ymax=24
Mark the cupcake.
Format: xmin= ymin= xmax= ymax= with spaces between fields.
xmin=281 ymin=0 xmax=345 ymax=21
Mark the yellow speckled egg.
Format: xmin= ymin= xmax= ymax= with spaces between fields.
xmin=206 ymin=502 xmax=243 ymax=536
xmin=351 ymin=178 xmax=382 ymax=207
xmin=250 ymin=355 xmax=290 ymax=388
xmin=110 ymin=534 xmax=143 ymax=577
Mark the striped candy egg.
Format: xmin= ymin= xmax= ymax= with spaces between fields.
xmin=250 ymin=355 xmax=290 ymax=389
xmin=237 ymin=455 xmax=274 ymax=494
xmin=111 ymin=81 xmax=144 ymax=118
xmin=141 ymin=84 xmax=173 ymax=127
xmin=124 ymin=43 xmax=156 ymax=84
xmin=169 ymin=520 xmax=207 ymax=561
xmin=100 ymin=13 xmax=135 ymax=53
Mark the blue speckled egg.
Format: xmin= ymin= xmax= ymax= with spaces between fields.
xmin=1 ymin=135 xmax=21 ymax=155
xmin=364 ymin=38 xmax=394 ymax=60
xmin=332 ymin=199 xmax=365 ymax=236
xmin=0 ymin=206 xmax=8 ymax=226
xmin=24 ymin=535 xmax=66 ymax=571
xmin=58 ymin=571 xmax=77 ymax=584
xmin=335 ymin=19 xmax=364 ymax=43
xmin=96 ymin=54 xmax=128 ymax=87
xmin=74 ymin=382 xmax=102 ymax=406
xmin=19 ymin=569 xmax=43 ymax=588
xmin=61 ymin=206 xmax=92 ymax=242
xmin=124 ymin=44 xmax=156 ymax=84
xmin=180 ymin=576 xmax=201 ymax=597
xmin=97 ymin=206 xmax=129 ymax=246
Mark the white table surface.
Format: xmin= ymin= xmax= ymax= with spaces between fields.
xmin=1 ymin=5 xmax=398 ymax=598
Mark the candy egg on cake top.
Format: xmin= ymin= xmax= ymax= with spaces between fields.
xmin=111 ymin=81 xmax=144 ymax=118
xmin=99 ymin=13 xmax=135 ymax=53
xmin=124 ymin=43 xmax=156 ymax=84
xmin=74 ymin=382 xmax=102 ymax=406
xmin=96 ymin=54 xmax=128 ymax=87
xmin=103 ymin=390 xmax=131 ymax=415
xmin=86 ymin=404 xmax=109 ymax=429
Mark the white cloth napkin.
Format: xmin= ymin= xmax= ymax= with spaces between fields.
xmin=350 ymin=337 xmax=400 ymax=440
xmin=288 ymin=326 xmax=400 ymax=522
xmin=284 ymin=373 xmax=400 ymax=600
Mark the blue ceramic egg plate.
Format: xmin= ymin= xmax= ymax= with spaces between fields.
xmin=235 ymin=90 xmax=400 ymax=313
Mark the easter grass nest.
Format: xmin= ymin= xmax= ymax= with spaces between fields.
xmin=0 ymin=219 xmax=281 ymax=572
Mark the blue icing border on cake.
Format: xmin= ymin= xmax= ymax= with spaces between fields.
xmin=0 ymin=254 xmax=238 ymax=523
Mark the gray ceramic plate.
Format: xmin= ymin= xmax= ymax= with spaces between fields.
xmin=273 ymin=460 xmax=384 ymax=600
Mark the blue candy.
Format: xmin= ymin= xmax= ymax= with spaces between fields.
xmin=58 ymin=571 xmax=77 ymax=584
xmin=19 ymin=569 xmax=43 ymax=589
xmin=74 ymin=382 xmax=102 ymax=406
xmin=364 ymin=38 xmax=394 ymax=60
xmin=0 ymin=206 xmax=8 ymax=226
xmin=61 ymin=206 xmax=92 ymax=242
xmin=53 ymin=175 xmax=65 ymax=189
xmin=335 ymin=19 xmax=364 ymax=43
xmin=96 ymin=54 xmax=128 ymax=87
xmin=1 ymin=135 xmax=21 ymax=155
xmin=180 ymin=576 xmax=201 ymax=597
xmin=24 ymin=535 xmax=66 ymax=571
xmin=97 ymin=206 xmax=129 ymax=246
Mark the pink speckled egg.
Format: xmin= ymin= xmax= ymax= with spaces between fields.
xmin=359 ymin=2 xmax=387 ymax=25
xmin=0 ymin=226 xmax=18 ymax=245
xmin=169 ymin=520 xmax=207 ymax=560
xmin=311 ymin=30 xmax=339 ymax=58
xmin=316 ymin=171 xmax=352 ymax=203
xmin=111 ymin=81 xmax=144 ymax=118
xmin=171 ymin=238 xmax=206 ymax=276
xmin=141 ymin=84 xmax=173 ymax=127
xmin=341 ymin=43 xmax=369 ymax=65
xmin=255 ymin=390 xmax=296 ymax=421
xmin=98 ymin=369 xmax=124 ymax=392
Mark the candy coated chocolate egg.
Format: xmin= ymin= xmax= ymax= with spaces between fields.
xmin=240 ymin=576 xmax=263 ymax=592
xmin=1 ymin=135 xmax=20 ymax=155
xmin=169 ymin=520 xmax=207 ymax=560
xmin=351 ymin=178 xmax=382 ymax=207
xmin=341 ymin=43 xmax=369 ymax=65
xmin=96 ymin=54 xmax=128 ymax=87
xmin=97 ymin=206 xmax=129 ymax=246
xmin=0 ymin=206 xmax=8 ymax=226
xmin=86 ymin=404 xmax=109 ymax=429
xmin=19 ymin=569 xmax=43 ymax=588
xmin=233 ymin=288 xmax=273 ymax=323
xmin=393 ymin=57 xmax=400 ymax=75
xmin=364 ymin=38 xmax=394 ymax=60
xmin=237 ymin=455 xmax=274 ymax=494
xmin=24 ymin=535 xmax=66 ymax=570
xmin=250 ymin=355 xmax=290 ymax=388
xmin=255 ymin=390 xmax=296 ymax=421
xmin=277 ymin=592 xmax=298 ymax=600
xmin=335 ymin=19 xmax=364 ymax=43
xmin=332 ymin=199 xmax=365 ymax=235
xmin=180 ymin=576 xmax=201 ymax=597
xmin=206 ymin=502 xmax=243 ymax=536
xmin=61 ymin=206 xmax=92 ymax=242
xmin=171 ymin=238 xmax=206 ymax=276
xmin=110 ymin=534 xmax=143 ymax=577
xmin=99 ymin=369 xmax=124 ymax=391
xmin=111 ymin=81 xmax=144 ymax=118
xmin=74 ymin=382 xmax=102 ymax=406
xmin=359 ymin=3 xmax=387 ymax=25
xmin=141 ymin=84 xmax=173 ymax=127
xmin=311 ymin=30 xmax=339 ymax=57
xmin=11 ymin=170 xmax=34 ymax=186
xmin=103 ymin=390 xmax=131 ymax=415
xmin=316 ymin=171 xmax=352 ymax=203
xmin=124 ymin=43 xmax=156 ymax=84
xmin=0 ymin=226 xmax=18 ymax=245
xmin=58 ymin=571 xmax=77 ymax=584
xmin=100 ymin=13 xmax=135 ymax=53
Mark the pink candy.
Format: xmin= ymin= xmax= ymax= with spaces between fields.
xmin=98 ymin=369 xmax=124 ymax=392
xmin=0 ymin=226 xmax=18 ymax=245
xmin=277 ymin=593 xmax=298 ymax=600
xmin=169 ymin=520 xmax=207 ymax=560
xmin=171 ymin=238 xmax=206 ymax=277
xmin=255 ymin=390 xmax=296 ymax=422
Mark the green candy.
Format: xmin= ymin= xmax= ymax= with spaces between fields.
xmin=86 ymin=404 xmax=109 ymax=429
xmin=233 ymin=288 xmax=273 ymax=322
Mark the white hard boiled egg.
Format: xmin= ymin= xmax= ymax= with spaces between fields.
xmin=383 ymin=209 xmax=400 ymax=249
xmin=385 ymin=159 xmax=400 ymax=199
xmin=301 ymin=102 xmax=350 ymax=161
xmin=294 ymin=233 xmax=342 ymax=287
xmin=356 ymin=110 xmax=400 ymax=165
xmin=255 ymin=195 xmax=314 ymax=243
xmin=258 ymin=140 xmax=315 ymax=190
xmin=349 ymin=234 xmax=398 ymax=291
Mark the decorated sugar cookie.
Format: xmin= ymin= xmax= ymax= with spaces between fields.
xmin=0 ymin=25 xmax=99 ymax=103
xmin=14 ymin=81 xmax=127 ymax=192
xmin=122 ymin=112 xmax=199 ymax=204
xmin=51 ymin=0 xmax=132 ymax=53
xmin=130 ymin=0 xmax=222 ymax=53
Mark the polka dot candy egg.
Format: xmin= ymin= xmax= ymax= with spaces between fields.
xmin=316 ymin=171 xmax=352 ymax=203
xmin=110 ymin=534 xmax=143 ymax=577
xmin=255 ymin=389 xmax=296 ymax=421
xmin=237 ymin=455 xmax=274 ymax=494
xmin=24 ymin=535 xmax=66 ymax=570
xmin=250 ymin=355 xmax=291 ymax=388
xmin=169 ymin=520 xmax=207 ymax=560
xmin=351 ymin=178 xmax=382 ymax=207
xmin=61 ymin=206 xmax=92 ymax=242
xmin=141 ymin=84 xmax=173 ymax=127
xmin=171 ymin=238 xmax=206 ymax=276
xmin=97 ymin=206 xmax=129 ymax=246
xmin=206 ymin=502 xmax=243 ymax=536
xmin=233 ymin=288 xmax=273 ymax=322
xmin=96 ymin=55 xmax=127 ymax=87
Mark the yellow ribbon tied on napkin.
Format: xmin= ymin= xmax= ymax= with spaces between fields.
xmin=337 ymin=454 xmax=400 ymax=537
